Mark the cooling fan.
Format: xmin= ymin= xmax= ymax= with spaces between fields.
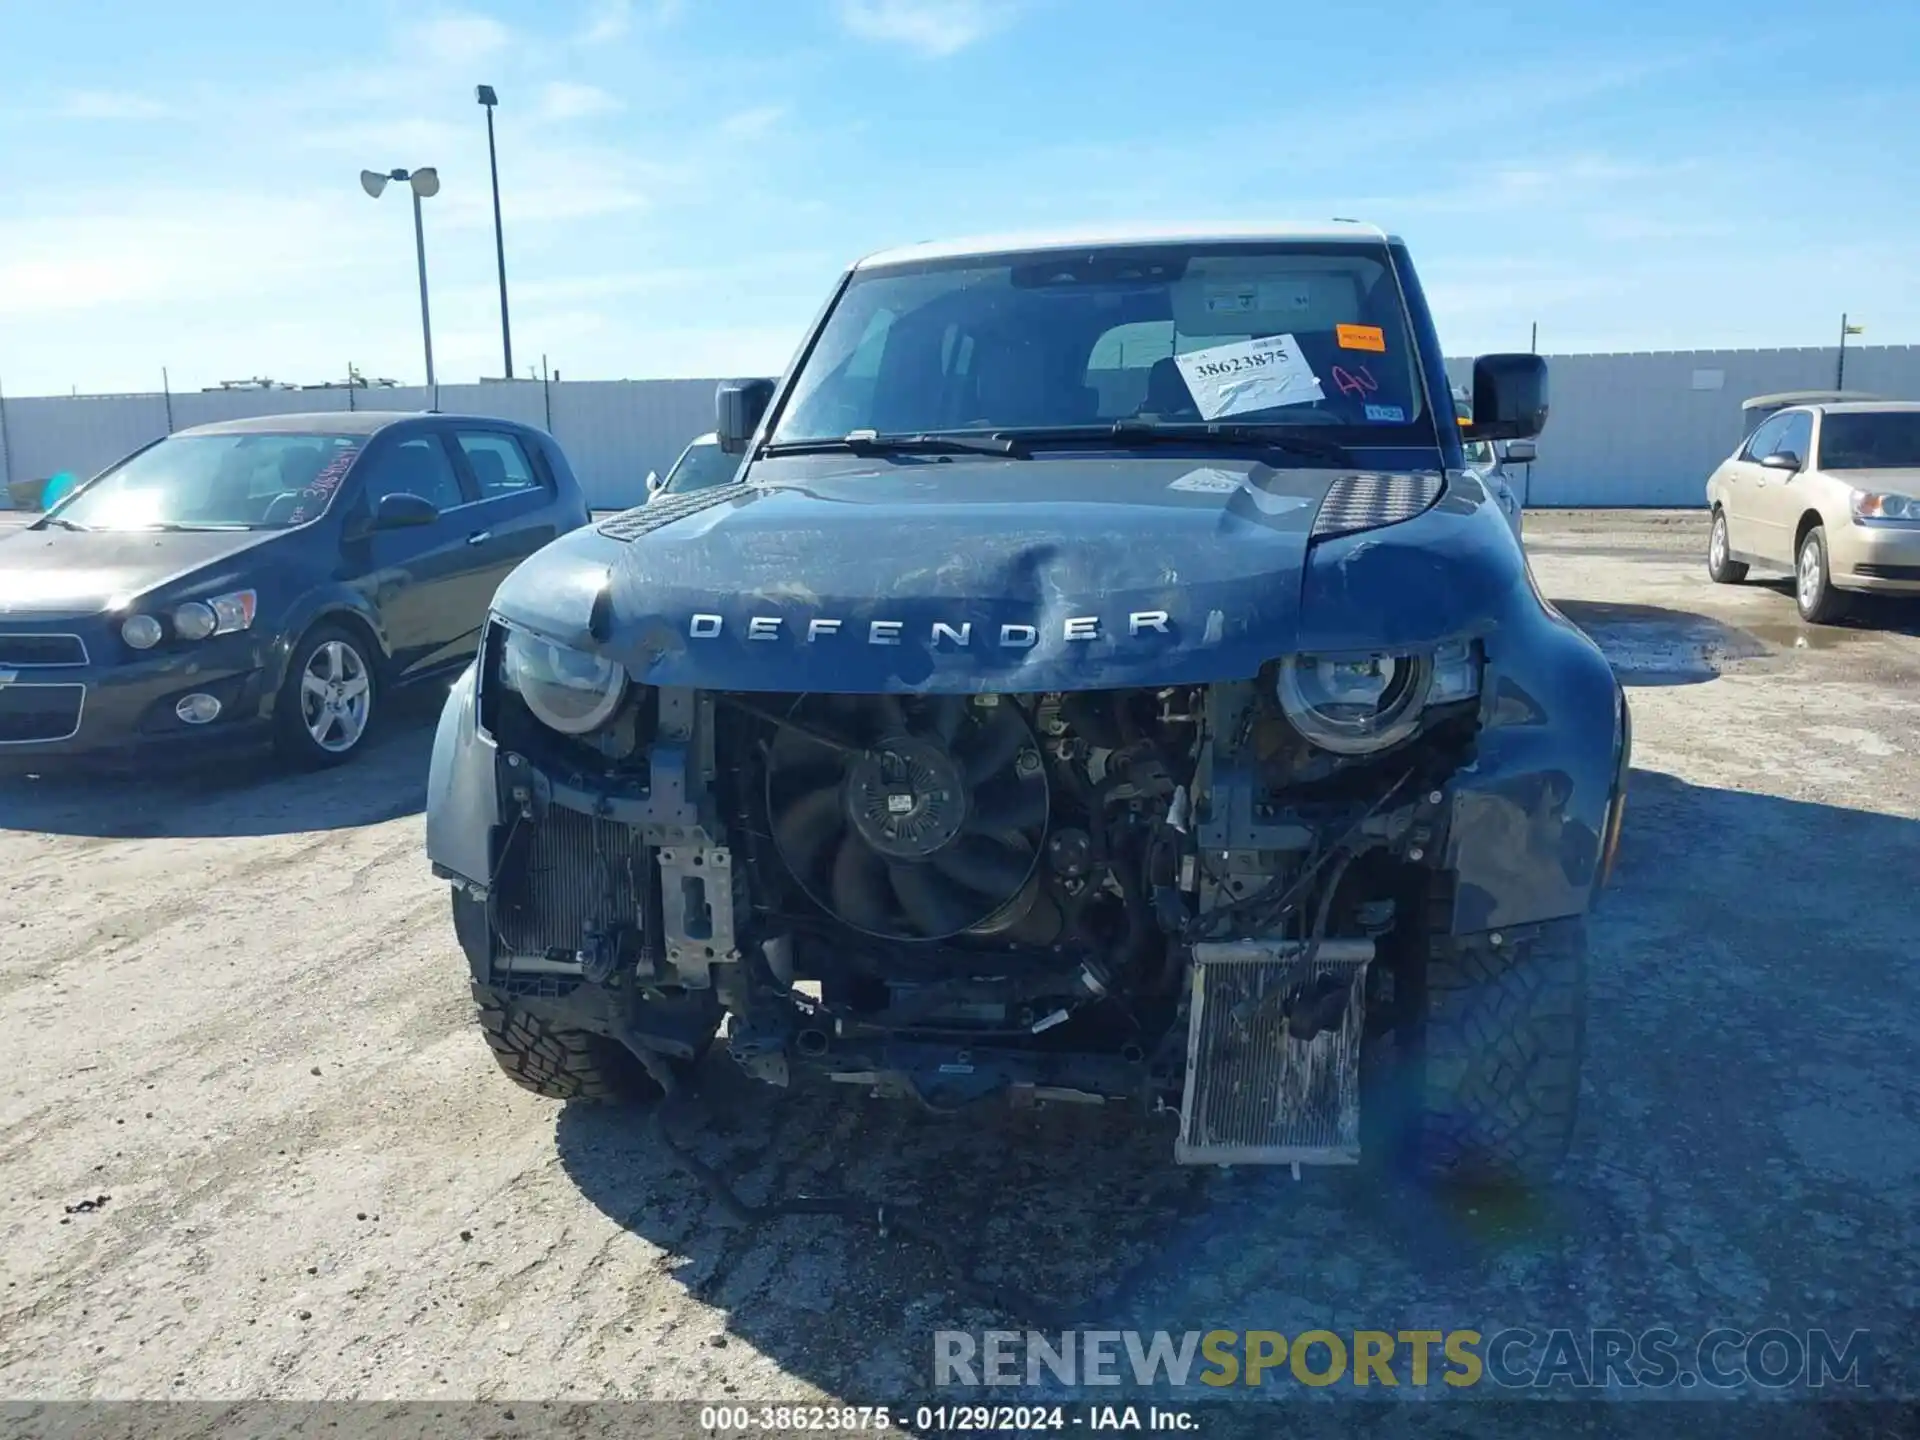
xmin=765 ymin=694 xmax=1050 ymax=942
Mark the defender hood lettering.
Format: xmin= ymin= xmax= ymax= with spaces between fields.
xmin=495 ymin=454 xmax=1429 ymax=693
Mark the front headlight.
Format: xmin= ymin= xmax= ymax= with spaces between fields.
xmin=1276 ymin=640 xmax=1480 ymax=754
xmin=173 ymin=590 xmax=257 ymax=640
xmin=500 ymin=626 xmax=628 ymax=734
xmin=1851 ymin=489 xmax=1919 ymax=522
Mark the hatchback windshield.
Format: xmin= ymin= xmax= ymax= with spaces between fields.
xmin=773 ymin=241 xmax=1433 ymax=445
xmin=663 ymin=438 xmax=740 ymax=494
xmin=47 ymin=433 xmax=365 ymax=531
xmin=1818 ymin=411 xmax=1920 ymax=470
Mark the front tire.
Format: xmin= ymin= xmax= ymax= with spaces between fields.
xmin=273 ymin=622 xmax=379 ymax=768
xmin=1707 ymin=508 xmax=1748 ymax=583
xmin=475 ymin=994 xmax=662 ymax=1102
xmin=1416 ymin=923 xmax=1587 ymax=1188
xmin=1795 ymin=525 xmax=1849 ymax=624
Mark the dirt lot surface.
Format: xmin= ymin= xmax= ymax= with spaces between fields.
xmin=2 ymin=510 xmax=1917 ymax=1431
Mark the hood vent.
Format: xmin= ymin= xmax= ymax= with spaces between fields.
xmin=1311 ymin=472 xmax=1443 ymax=540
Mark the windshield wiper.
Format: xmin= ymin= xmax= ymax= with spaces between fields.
xmin=37 ymin=516 xmax=90 ymax=531
xmin=762 ymin=430 xmax=1028 ymax=460
xmin=1007 ymin=421 xmax=1354 ymax=465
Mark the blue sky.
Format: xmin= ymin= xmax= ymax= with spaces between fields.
xmin=0 ymin=0 xmax=1914 ymax=396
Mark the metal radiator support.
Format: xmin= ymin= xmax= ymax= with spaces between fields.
xmin=1175 ymin=937 xmax=1374 ymax=1166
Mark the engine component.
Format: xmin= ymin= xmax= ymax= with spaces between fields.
xmin=1045 ymin=828 xmax=1093 ymax=879
xmin=766 ymin=694 xmax=1051 ymax=942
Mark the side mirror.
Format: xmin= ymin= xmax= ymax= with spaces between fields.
xmin=1502 ymin=438 xmax=1538 ymax=464
xmin=716 ymin=377 xmax=776 ymax=455
xmin=645 ymin=470 xmax=663 ymax=497
xmin=1760 ymin=450 xmax=1802 ymax=473
xmin=372 ymin=491 xmax=441 ymax=529
xmin=1463 ymin=353 xmax=1548 ymax=442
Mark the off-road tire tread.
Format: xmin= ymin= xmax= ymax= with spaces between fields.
xmin=1420 ymin=923 xmax=1585 ymax=1187
xmin=475 ymin=998 xmax=656 ymax=1103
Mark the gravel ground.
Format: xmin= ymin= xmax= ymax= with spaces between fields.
xmin=2 ymin=510 xmax=1917 ymax=1433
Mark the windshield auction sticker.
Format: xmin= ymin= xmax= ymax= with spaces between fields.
xmin=1174 ymin=334 xmax=1324 ymax=419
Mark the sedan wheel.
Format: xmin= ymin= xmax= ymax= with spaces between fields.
xmin=274 ymin=624 xmax=380 ymax=768
xmin=1795 ymin=526 xmax=1848 ymax=625
xmin=1706 ymin=509 xmax=1747 ymax=584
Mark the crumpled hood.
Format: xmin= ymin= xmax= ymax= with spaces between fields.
xmin=495 ymin=452 xmax=1425 ymax=693
xmin=0 ymin=525 xmax=281 ymax=615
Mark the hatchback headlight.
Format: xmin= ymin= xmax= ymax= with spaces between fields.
xmin=173 ymin=590 xmax=256 ymax=640
xmin=1276 ymin=640 xmax=1481 ymax=754
xmin=500 ymin=627 xmax=628 ymax=734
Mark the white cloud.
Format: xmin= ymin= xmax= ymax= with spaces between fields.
xmin=718 ymin=105 xmax=787 ymax=138
xmin=536 ymin=82 xmax=624 ymax=121
xmin=398 ymin=12 xmax=513 ymax=67
xmin=837 ymin=0 xmax=1013 ymax=57
xmin=575 ymin=0 xmax=683 ymax=45
xmin=57 ymin=90 xmax=172 ymax=120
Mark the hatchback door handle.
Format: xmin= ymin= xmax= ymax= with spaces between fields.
xmin=466 ymin=530 xmax=492 ymax=546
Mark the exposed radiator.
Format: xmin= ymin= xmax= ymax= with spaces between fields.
xmin=1175 ymin=937 xmax=1374 ymax=1166
xmin=492 ymin=807 xmax=650 ymax=961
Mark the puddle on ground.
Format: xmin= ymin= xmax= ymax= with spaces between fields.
xmin=1551 ymin=600 xmax=1773 ymax=684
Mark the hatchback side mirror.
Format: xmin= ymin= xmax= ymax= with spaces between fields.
xmin=645 ymin=470 xmax=663 ymax=497
xmin=716 ymin=378 xmax=776 ymax=455
xmin=1463 ymin=353 xmax=1548 ymax=441
xmin=1760 ymin=451 xmax=1802 ymax=473
xmin=1502 ymin=438 xmax=1538 ymax=464
xmin=373 ymin=491 xmax=441 ymax=529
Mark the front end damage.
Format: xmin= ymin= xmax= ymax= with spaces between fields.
xmin=434 ymin=618 xmax=1540 ymax=1170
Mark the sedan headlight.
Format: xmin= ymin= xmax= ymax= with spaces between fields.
xmin=1276 ymin=640 xmax=1481 ymax=754
xmin=500 ymin=626 xmax=628 ymax=734
xmin=1851 ymin=489 xmax=1919 ymax=522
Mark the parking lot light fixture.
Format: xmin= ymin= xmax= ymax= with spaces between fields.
xmin=361 ymin=166 xmax=441 ymax=387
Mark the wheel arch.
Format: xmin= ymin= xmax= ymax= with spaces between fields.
xmin=1795 ymin=507 xmax=1826 ymax=554
xmin=262 ymin=598 xmax=391 ymax=721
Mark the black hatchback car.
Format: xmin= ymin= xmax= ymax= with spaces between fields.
xmin=0 ymin=411 xmax=589 ymax=769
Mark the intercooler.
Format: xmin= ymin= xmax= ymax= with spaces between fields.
xmin=1174 ymin=937 xmax=1374 ymax=1166
xmin=491 ymin=807 xmax=650 ymax=962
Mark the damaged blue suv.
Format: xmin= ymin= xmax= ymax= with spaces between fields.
xmin=425 ymin=223 xmax=1630 ymax=1186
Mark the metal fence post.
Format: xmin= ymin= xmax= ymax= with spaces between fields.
xmin=162 ymin=368 xmax=175 ymax=433
xmin=0 ymin=374 xmax=12 ymax=495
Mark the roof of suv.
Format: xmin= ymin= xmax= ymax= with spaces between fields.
xmin=855 ymin=220 xmax=1401 ymax=270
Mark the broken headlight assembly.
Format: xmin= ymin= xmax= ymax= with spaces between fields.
xmin=499 ymin=626 xmax=628 ymax=735
xmin=1276 ymin=640 xmax=1480 ymax=754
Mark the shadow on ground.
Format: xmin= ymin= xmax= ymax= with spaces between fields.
xmin=0 ymin=686 xmax=443 ymax=839
xmin=549 ymin=768 xmax=1920 ymax=1416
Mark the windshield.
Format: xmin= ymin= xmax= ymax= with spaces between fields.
xmin=47 ymin=433 xmax=366 ymax=531
xmin=663 ymin=439 xmax=740 ymax=494
xmin=772 ymin=242 xmax=1434 ymax=445
xmin=1818 ymin=412 xmax=1920 ymax=470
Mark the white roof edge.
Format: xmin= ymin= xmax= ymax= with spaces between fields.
xmin=853 ymin=221 xmax=1402 ymax=269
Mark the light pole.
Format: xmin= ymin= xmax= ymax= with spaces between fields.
xmin=359 ymin=166 xmax=442 ymax=388
xmin=475 ymin=85 xmax=514 ymax=380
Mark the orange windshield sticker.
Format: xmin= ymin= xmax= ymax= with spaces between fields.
xmin=1337 ymin=323 xmax=1387 ymax=352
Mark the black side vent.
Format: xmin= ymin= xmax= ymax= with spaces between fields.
xmin=1311 ymin=472 xmax=1444 ymax=539
xmin=598 ymin=485 xmax=742 ymax=541
xmin=493 ymin=808 xmax=649 ymax=957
